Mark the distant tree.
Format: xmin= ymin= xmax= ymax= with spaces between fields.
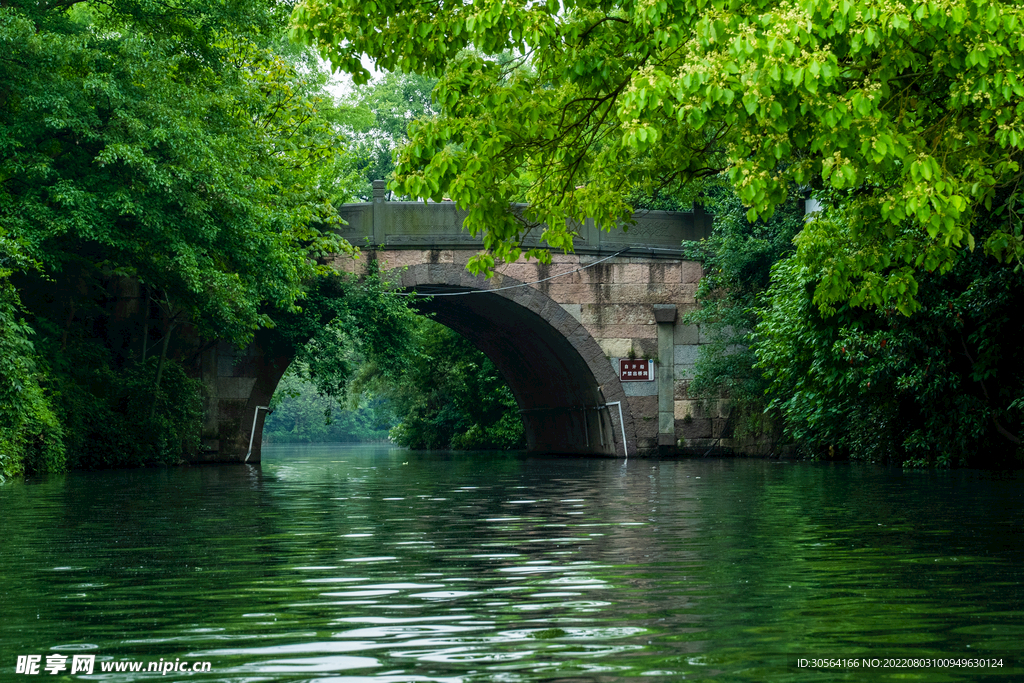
xmin=264 ymin=370 xmax=397 ymax=443
xmin=341 ymin=71 xmax=439 ymax=198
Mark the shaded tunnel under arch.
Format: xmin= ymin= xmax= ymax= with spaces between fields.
xmin=410 ymin=285 xmax=621 ymax=456
xmin=215 ymin=263 xmax=637 ymax=462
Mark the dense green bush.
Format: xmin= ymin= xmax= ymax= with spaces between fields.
xmin=379 ymin=318 xmax=525 ymax=451
xmin=758 ymin=232 xmax=1024 ymax=467
xmin=7 ymin=380 xmax=66 ymax=476
xmin=1 ymin=263 xmax=66 ymax=480
xmin=54 ymin=352 xmax=203 ymax=470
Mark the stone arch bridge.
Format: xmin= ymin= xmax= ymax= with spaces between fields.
xmin=196 ymin=182 xmax=750 ymax=462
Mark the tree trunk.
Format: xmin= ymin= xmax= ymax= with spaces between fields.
xmin=149 ymin=323 xmax=174 ymax=423
xmin=141 ymin=285 xmax=152 ymax=363
xmin=149 ymin=295 xmax=178 ymax=423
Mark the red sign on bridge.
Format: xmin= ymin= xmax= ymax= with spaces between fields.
xmin=619 ymin=359 xmax=654 ymax=382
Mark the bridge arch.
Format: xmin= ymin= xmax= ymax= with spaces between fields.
xmin=193 ymin=187 xmax=749 ymax=462
xmin=393 ymin=260 xmax=634 ymax=457
xmin=209 ymin=255 xmax=636 ymax=462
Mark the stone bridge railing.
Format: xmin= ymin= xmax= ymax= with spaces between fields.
xmin=336 ymin=181 xmax=712 ymax=255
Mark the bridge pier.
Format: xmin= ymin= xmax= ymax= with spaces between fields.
xmin=193 ymin=339 xmax=289 ymax=463
xmin=654 ymin=304 xmax=678 ymax=450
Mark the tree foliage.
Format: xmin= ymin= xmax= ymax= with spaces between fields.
xmin=679 ymin=181 xmax=1023 ymax=464
xmin=351 ymin=317 xmax=526 ymax=451
xmin=341 ymin=71 xmax=439 ymax=198
xmin=1 ymin=0 xmax=363 ymax=474
xmin=3 ymin=0 xmax=354 ymax=346
xmin=264 ymin=260 xmax=420 ymax=409
xmin=293 ymin=0 xmax=1024 ymax=309
xmin=756 ymin=207 xmax=1024 ymax=466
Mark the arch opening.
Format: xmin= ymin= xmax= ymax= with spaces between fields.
xmin=201 ymin=261 xmax=635 ymax=462
xmin=411 ymin=286 xmax=620 ymax=456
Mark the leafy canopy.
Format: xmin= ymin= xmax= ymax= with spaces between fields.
xmin=293 ymin=0 xmax=1024 ymax=311
xmin=1 ymin=0 xmax=371 ymax=474
xmin=2 ymin=0 xmax=355 ymax=346
xmin=340 ymin=71 xmax=439 ymax=198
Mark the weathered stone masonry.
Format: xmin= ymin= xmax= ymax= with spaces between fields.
xmin=337 ymin=250 xmax=737 ymax=456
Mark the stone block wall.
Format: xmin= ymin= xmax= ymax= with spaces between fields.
xmin=197 ymin=341 xmax=256 ymax=457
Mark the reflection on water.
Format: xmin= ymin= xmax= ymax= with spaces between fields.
xmin=1 ymin=444 xmax=1022 ymax=681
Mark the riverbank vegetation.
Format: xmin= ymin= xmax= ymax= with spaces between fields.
xmin=265 ymin=317 xmax=525 ymax=450
xmin=0 ymin=0 xmax=363 ymax=480
xmin=293 ymin=0 xmax=1024 ymax=466
xmin=0 ymin=0 xmax=521 ymax=481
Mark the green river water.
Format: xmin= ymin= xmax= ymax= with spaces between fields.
xmin=1 ymin=445 xmax=1022 ymax=682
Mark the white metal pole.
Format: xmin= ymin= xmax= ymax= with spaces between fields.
xmin=244 ymin=406 xmax=270 ymax=462
xmin=604 ymin=401 xmax=628 ymax=459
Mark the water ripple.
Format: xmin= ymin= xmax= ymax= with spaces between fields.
xmin=1 ymin=446 xmax=1021 ymax=682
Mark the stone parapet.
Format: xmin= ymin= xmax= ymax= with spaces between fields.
xmin=335 ymin=200 xmax=712 ymax=257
